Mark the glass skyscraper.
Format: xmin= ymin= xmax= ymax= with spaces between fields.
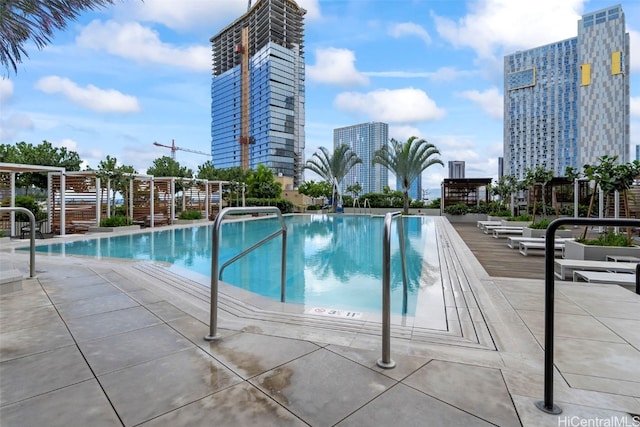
xmin=333 ymin=122 xmax=388 ymax=195
xmin=210 ymin=0 xmax=306 ymax=186
xmin=504 ymin=4 xmax=629 ymax=179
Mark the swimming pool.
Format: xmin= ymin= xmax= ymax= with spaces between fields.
xmin=30 ymin=215 xmax=440 ymax=316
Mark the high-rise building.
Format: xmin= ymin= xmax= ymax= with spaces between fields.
xmin=448 ymin=161 xmax=466 ymax=179
xmin=504 ymin=4 xmax=629 ymax=180
xmin=333 ymin=122 xmax=388 ymax=195
xmin=396 ymin=174 xmax=422 ymax=200
xmin=210 ymin=0 xmax=306 ymax=186
xmin=636 ymin=145 xmax=639 ymax=162
xmin=498 ymin=157 xmax=504 ymax=178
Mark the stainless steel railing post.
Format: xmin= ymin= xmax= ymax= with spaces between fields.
xmin=205 ymin=206 xmax=287 ymax=341
xmin=377 ymin=211 xmax=408 ymax=369
xmin=0 ymin=207 xmax=36 ymax=278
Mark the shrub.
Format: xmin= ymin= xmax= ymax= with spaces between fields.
xmin=528 ymin=218 xmax=551 ymax=229
xmin=99 ymin=216 xmax=132 ymax=227
xmin=577 ymin=232 xmax=632 ymax=247
xmin=306 ymin=205 xmax=321 ymax=211
xmin=488 ymin=209 xmax=511 ymax=217
xmin=506 ymin=214 xmax=532 ymax=222
xmin=444 ymin=203 xmax=469 ymax=215
xmin=10 ymin=196 xmax=41 ymax=221
xmin=244 ymin=198 xmax=294 ymax=214
xmin=179 ymin=210 xmax=202 ymax=220
xmin=426 ymin=198 xmax=441 ymax=209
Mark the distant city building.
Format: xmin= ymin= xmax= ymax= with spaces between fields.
xmin=504 ymin=4 xmax=629 ymax=179
xmin=498 ymin=157 xmax=504 ymax=178
xmin=636 ymin=145 xmax=640 ymax=162
xmin=448 ymin=161 xmax=466 ymax=179
xmin=210 ymin=0 xmax=306 ymax=186
xmin=396 ymin=174 xmax=422 ymax=200
xmin=333 ymin=122 xmax=388 ymax=195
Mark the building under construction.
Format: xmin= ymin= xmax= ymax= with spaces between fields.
xmin=210 ymin=0 xmax=306 ymax=186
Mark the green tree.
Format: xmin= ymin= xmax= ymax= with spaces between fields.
xmin=523 ymin=166 xmax=554 ymax=221
xmin=147 ymin=156 xmax=193 ymax=180
xmin=298 ymin=180 xmax=332 ymax=205
xmin=0 ymin=141 xmax=81 ymax=193
xmin=96 ymin=155 xmax=136 ymax=217
xmin=489 ymin=174 xmax=518 ymax=213
xmin=304 ymin=144 xmax=362 ymax=212
xmin=346 ymin=182 xmax=362 ymax=199
xmin=372 ymin=136 xmax=443 ymax=215
xmin=1 ymin=0 xmax=137 ymax=74
xmin=245 ymin=164 xmax=281 ymax=199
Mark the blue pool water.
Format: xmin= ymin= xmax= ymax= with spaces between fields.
xmin=30 ymin=215 xmax=438 ymax=315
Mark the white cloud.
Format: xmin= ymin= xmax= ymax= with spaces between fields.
xmin=119 ymin=0 xmax=320 ymax=31
xmin=363 ymin=67 xmax=477 ymax=82
xmin=630 ymin=29 xmax=640 ymax=72
xmin=307 ymin=48 xmax=369 ymax=87
xmin=35 ymin=76 xmax=141 ymax=113
xmin=0 ymin=78 xmax=13 ymax=103
xmin=76 ymin=20 xmax=210 ymax=72
xmin=433 ymin=0 xmax=585 ymax=59
xmin=457 ymin=87 xmax=503 ymax=119
xmin=388 ymin=22 xmax=431 ymax=44
xmin=388 ymin=125 xmax=422 ymax=141
xmin=631 ymin=97 xmax=640 ymax=117
xmin=0 ymin=113 xmax=33 ymax=141
xmin=334 ymin=88 xmax=445 ymax=124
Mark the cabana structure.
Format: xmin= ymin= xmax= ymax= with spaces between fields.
xmin=1 ymin=162 xmax=230 ymax=237
xmin=441 ymin=178 xmax=492 ymax=211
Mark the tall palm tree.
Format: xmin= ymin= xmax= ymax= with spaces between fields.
xmin=305 ymin=144 xmax=362 ymax=212
xmin=373 ymin=136 xmax=443 ymax=215
xmin=1 ymin=0 xmax=125 ymax=73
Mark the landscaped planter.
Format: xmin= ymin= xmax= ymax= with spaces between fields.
xmin=563 ymin=239 xmax=640 ymax=261
xmin=501 ymin=220 xmax=531 ymax=228
xmin=443 ymin=213 xmax=487 ymax=223
xmin=87 ymin=225 xmax=141 ymax=233
xmin=174 ymin=219 xmax=209 ymax=225
xmin=522 ymin=227 xmax=573 ymax=238
xmin=488 ymin=215 xmax=508 ymax=222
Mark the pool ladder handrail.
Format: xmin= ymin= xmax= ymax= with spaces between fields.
xmin=377 ymin=211 xmax=408 ymax=369
xmin=205 ymin=206 xmax=287 ymax=341
xmin=0 ymin=207 xmax=36 ymax=278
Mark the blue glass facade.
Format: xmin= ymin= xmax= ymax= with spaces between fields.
xmin=210 ymin=0 xmax=306 ymax=185
xmin=504 ymin=5 xmax=629 ymax=179
xmin=396 ymin=175 xmax=422 ymax=200
xmin=333 ymin=122 xmax=388 ymax=195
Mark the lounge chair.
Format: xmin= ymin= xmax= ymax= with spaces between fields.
xmin=519 ymin=241 xmax=565 ymax=256
xmin=554 ymin=259 xmax=637 ymax=280
xmin=477 ymin=220 xmax=502 ymax=230
xmin=20 ymin=219 xmax=45 ymax=239
xmin=483 ymin=225 xmax=522 ymax=234
xmin=492 ymin=228 xmax=524 ymax=238
xmin=572 ymin=270 xmax=636 ymax=286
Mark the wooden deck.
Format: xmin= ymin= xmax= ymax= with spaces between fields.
xmin=450 ymin=222 xmax=547 ymax=279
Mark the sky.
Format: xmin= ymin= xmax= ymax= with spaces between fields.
xmin=1 ymin=0 xmax=639 ymax=198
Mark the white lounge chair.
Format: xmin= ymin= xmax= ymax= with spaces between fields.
xmin=507 ymin=237 xmax=574 ymax=249
xmin=477 ymin=220 xmax=502 ymax=230
xmin=572 ymin=270 xmax=636 ymax=285
xmin=483 ymin=225 xmax=522 ymax=234
xmin=519 ymin=241 xmax=565 ymax=256
xmin=554 ymin=259 xmax=637 ymax=280
xmin=492 ymin=228 xmax=524 ymax=238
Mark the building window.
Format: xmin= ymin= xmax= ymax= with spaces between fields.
xmin=580 ymin=64 xmax=591 ymax=86
xmin=611 ymin=51 xmax=623 ymax=75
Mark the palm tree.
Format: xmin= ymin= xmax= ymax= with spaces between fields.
xmin=304 ymin=145 xmax=362 ymax=212
xmin=1 ymin=0 xmax=126 ymax=74
xmin=372 ymin=136 xmax=443 ymax=215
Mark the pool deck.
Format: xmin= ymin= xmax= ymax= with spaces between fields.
xmin=1 ymin=217 xmax=639 ymax=426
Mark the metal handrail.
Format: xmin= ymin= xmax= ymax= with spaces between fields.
xmin=0 ymin=207 xmax=36 ymax=277
xmin=536 ymin=217 xmax=640 ymax=415
xmin=377 ymin=211 xmax=408 ymax=369
xmin=205 ymin=206 xmax=287 ymax=341
xmin=363 ymin=198 xmax=371 ymax=215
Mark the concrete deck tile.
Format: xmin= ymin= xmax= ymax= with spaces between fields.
xmin=0 ymin=379 xmax=121 ymax=427
xmin=0 ymin=345 xmax=93 ymax=406
xmin=0 ymin=303 xmax=60 ymax=333
xmin=251 ymin=348 xmax=396 ymax=427
xmin=403 ymin=359 xmax=521 ymax=427
xmin=66 ymin=305 xmax=163 ymax=342
xmin=335 ymin=383 xmax=494 ymax=426
xmin=44 ymin=282 xmax=121 ymax=305
xmin=201 ymin=331 xmax=320 ymax=379
xmin=78 ymin=323 xmax=193 ymax=375
xmin=517 ymin=310 xmax=626 ymax=343
xmin=139 ymin=382 xmax=306 ymax=426
xmin=0 ymin=316 xmax=75 ymax=362
xmin=99 ymin=347 xmax=242 ymax=426
xmin=145 ymin=300 xmax=190 ymax=322
xmin=55 ymin=292 xmax=139 ymax=320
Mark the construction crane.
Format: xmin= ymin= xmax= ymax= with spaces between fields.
xmin=153 ymin=139 xmax=210 ymax=160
